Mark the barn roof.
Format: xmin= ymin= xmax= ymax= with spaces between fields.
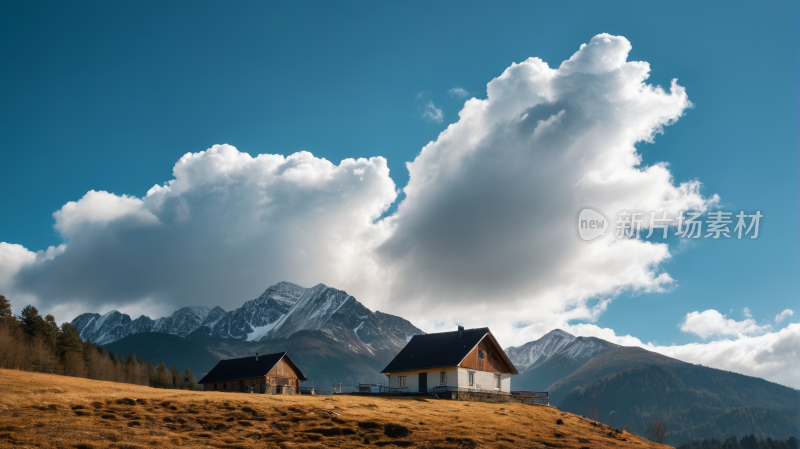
xmin=380 ymin=327 xmax=518 ymax=374
xmin=197 ymin=352 xmax=307 ymax=384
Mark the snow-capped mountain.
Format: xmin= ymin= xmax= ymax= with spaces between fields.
xmin=504 ymin=329 xmax=577 ymax=371
xmin=70 ymin=281 xmax=423 ymax=361
xmin=201 ymin=306 xmax=227 ymax=329
xmin=153 ymin=306 xmax=210 ymax=336
xmin=71 ymin=306 xmax=213 ymax=345
xmin=505 ymin=329 xmax=615 ymax=392
xmin=505 ymin=329 xmax=613 ymax=371
xmin=262 ymin=283 xmax=422 ymax=361
xmin=206 ymin=281 xmax=304 ymax=340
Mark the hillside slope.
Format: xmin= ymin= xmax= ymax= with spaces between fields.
xmin=559 ymin=359 xmax=800 ymax=444
xmin=508 ymin=330 xmax=800 ymax=445
xmin=102 ymin=332 xmax=222 ymax=375
xmin=0 ymin=368 xmax=671 ymax=449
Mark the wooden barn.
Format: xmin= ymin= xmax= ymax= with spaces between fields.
xmin=198 ymin=352 xmax=307 ymax=394
xmin=381 ymin=326 xmax=518 ymax=394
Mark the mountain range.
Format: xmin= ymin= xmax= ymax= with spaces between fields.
xmin=506 ymin=330 xmax=800 ymax=444
xmin=72 ymin=282 xmax=799 ymax=444
xmin=72 ymin=282 xmax=423 ymax=385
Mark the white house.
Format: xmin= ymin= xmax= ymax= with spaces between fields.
xmin=381 ymin=326 xmax=518 ymax=394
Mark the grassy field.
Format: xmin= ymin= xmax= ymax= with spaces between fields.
xmin=0 ymin=369 xmax=670 ymax=448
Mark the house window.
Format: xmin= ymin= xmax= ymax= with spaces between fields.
xmin=494 ymin=374 xmax=501 ymax=389
xmin=478 ymin=349 xmax=485 ymax=360
xmin=398 ymin=376 xmax=406 ymax=387
xmin=440 ymin=372 xmax=447 ymax=385
xmin=468 ymin=372 xmax=475 ymax=387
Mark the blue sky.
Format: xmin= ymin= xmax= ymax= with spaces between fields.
xmin=0 ymin=1 xmax=797 ymax=383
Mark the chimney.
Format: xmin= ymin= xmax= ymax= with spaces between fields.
xmin=256 ymin=352 xmax=258 ymax=361
xmin=458 ymin=325 xmax=464 ymax=340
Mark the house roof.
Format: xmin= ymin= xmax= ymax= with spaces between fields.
xmin=380 ymin=328 xmax=518 ymax=374
xmin=197 ymin=352 xmax=307 ymax=384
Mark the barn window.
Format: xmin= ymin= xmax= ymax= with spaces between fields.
xmin=478 ymin=350 xmax=485 ymax=360
xmin=440 ymin=372 xmax=447 ymax=385
xmin=398 ymin=376 xmax=406 ymax=387
xmin=494 ymin=374 xmax=501 ymax=389
xmin=468 ymin=372 xmax=475 ymax=386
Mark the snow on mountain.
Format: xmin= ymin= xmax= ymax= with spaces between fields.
xmin=560 ymin=335 xmax=610 ymax=361
xmin=69 ymin=280 xmax=423 ymax=362
xmin=152 ymin=306 xmax=211 ymax=336
xmin=72 ymin=311 xmax=135 ymax=345
xmin=505 ymin=329 xmax=616 ymax=383
xmin=208 ymin=282 xmax=305 ymax=340
xmin=201 ymin=306 xmax=227 ymax=329
xmin=505 ymin=329 xmax=577 ymax=371
xmin=71 ymin=307 xmax=209 ymax=345
xmin=264 ymin=284 xmax=351 ymax=340
xmin=262 ymin=283 xmax=423 ymax=362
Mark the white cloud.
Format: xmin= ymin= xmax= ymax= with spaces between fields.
xmin=422 ymin=100 xmax=444 ymax=123
xmin=775 ymin=309 xmax=794 ymax=324
xmin=6 ymin=145 xmax=397 ymax=321
xmin=743 ymin=306 xmax=752 ymax=318
xmin=679 ymin=309 xmax=771 ymax=339
xmin=447 ymin=87 xmax=469 ymax=98
xmin=0 ymin=243 xmax=36 ymax=292
xmin=372 ymin=33 xmax=713 ymax=344
xmin=654 ymin=324 xmax=800 ymax=389
xmin=53 ymin=190 xmax=159 ymax=236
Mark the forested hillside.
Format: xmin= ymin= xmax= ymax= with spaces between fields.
xmin=0 ymin=295 xmax=197 ymax=390
xmin=560 ymin=363 xmax=800 ymax=444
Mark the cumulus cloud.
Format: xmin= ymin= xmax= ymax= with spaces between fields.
xmin=7 ymin=146 xmax=396 ymax=319
xmin=422 ymin=101 xmax=444 ymax=123
xmin=743 ymin=306 xmax=753 ymax=318
xmin=372 ymin=33 xmax=713 ymax=341
xmin=447 ymin=87 xmax=469 ymax=98
xmin=679 ymin=309 xmax=772 ymax=339
xmin=0 ymin=243 xmax=36 ymax=293
xmin=775 ymin=309 xmax=794 ymax=324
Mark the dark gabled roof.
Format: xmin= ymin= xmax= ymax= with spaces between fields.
xmin=380 ymin=328 xmax=518 ymax=374
xmin=197 ymin=352 xmax=307 ymax=384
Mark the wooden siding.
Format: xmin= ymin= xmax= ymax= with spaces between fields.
xmin=266 ymin=357 xmax=301 ymax=386
xmin=459 ymin=338 xmax=513 ymax=373
xmin=205 ymin=357 xmax=302 ymax=390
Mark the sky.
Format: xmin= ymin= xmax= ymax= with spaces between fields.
xmin=0 ymin=2 xmax=798 ymax=388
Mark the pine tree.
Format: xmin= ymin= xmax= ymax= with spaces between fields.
xmin=184 ymin=368 xmax=198 ymax=390
xmin=153 ymin=362 xmax=171 ymax=388
xmin=57 ymin=323 xmax=83 ymax=355
xmin=43 ymin=314 xmax=59 ymax=348
xmin=18 ymin=305 xmax=44 ymax=336
xmin=171 ymin=366 xmax=181 ymax=388
xmin=0 ymin=295 xmax=11 ymax=318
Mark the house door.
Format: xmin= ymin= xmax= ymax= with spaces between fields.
xmin=418 ymin=373 xmax=427 ymax=393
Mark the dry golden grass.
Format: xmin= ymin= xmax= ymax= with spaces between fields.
xmin=0 ymin=368 xmax=671 ymax=448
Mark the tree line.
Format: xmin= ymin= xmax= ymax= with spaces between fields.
xmin=0 ymin=294 xmax=198 ymax=389
xmin=678 ymin=435 xmax=799 ymax=449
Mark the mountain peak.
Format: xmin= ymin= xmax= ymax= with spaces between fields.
xmin=544 ymin=328 xmax=575 ymax=338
